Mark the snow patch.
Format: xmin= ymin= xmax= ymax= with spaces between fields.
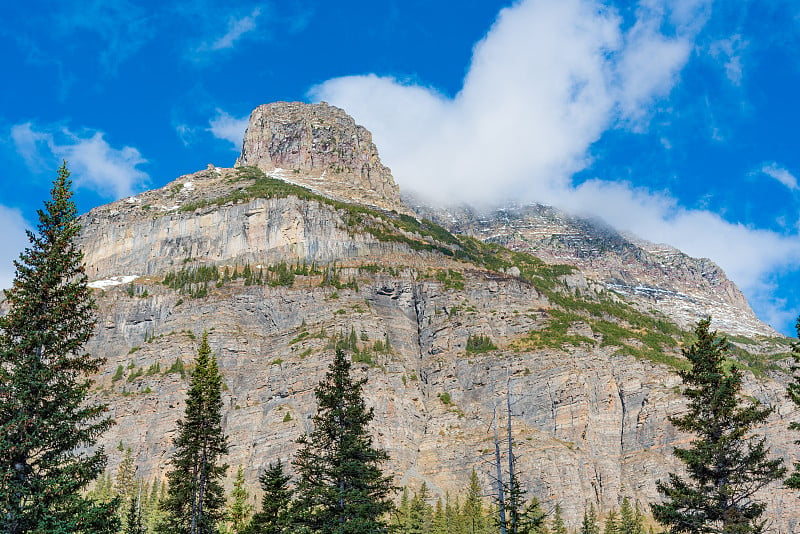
xmin=183 ymin=181 xmax=195 ymax=191
xmin=88 ymin=275 xmax=139 ymax=289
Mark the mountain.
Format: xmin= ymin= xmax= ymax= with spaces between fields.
xmin=72 ymin=102 xmax=798 ymax=530
xmin=408 ymin=201 xmax=773 ymax=337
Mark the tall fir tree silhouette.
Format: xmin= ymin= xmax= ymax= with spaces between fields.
xmin=0 ymin=162 xmax=118 ymax=533
xmin=293 ymin=348 xmax=395 ymax=533
xmin=652 ymin=318 xmax=785 ymax=533
xmin=158 ymin=332 xmax=229 ymax=534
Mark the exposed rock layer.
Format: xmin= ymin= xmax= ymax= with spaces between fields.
xmin=237 ymin=102 xmax=405 ymax=212
xmin=408 ymin=201 xmax=772 ymax=337
xmin=62 ymin=102 xmax=800 ymax=530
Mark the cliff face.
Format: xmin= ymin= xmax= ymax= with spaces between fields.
xmin=71 ymin=102 xmax=799 ymax=531
xmin=408 ymin=201 xmax=772 ymax=337
xmin=237 ymin=102 xmax=405 ymax=213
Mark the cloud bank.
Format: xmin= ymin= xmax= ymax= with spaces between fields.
xmin=309 ymin=0 xmax=800 ymax=328
xmin=11 ymin=123 xmax=149 ymax=199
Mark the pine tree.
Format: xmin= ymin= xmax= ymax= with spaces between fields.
xmin=225 ymin=465 xmax=253 ymax=534
xmin=579 ymin=504 xmax=600 ymax=534
xmin=124 ymin=490 xmax=146 ymax=534
xmin=248 ymin=460 xmax=292 ymax=534
xmin=603 ymin=511 xmax=619 ymax=534
xmin=549 ymin=504 xmax=567 ymax=534
xmin=786 ymin=316 xmax=800 ymax=489
xmin=158 ymin=332 xmax=229 ymax=534
xmin=618 ymin=498 xmax=643 ymax=534
xmin=0 ymin=162 xmax=118 ymax=533
xmin=520 ymin=497 xmax=548 ymax=534
xmin=652 ymin=318 xmax=786 ymax=533
xmin=292 ymin=348 xmax=395 ymax=533
xmin=392 ymin=487 xmax=412 ymax=533
xmin=432 ymin=497 xmax=448 ymax=534
xmin=116 ymin=447 xmax=138 ymax=502
xmin=461 ymin=469 xmax=488 ymax=534
xmin=408 ymin=483 xmax=434 ymax=534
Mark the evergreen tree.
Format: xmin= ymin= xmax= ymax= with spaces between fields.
xmin=652 ymin=318 xmax=786 ymax=533
xmin=292 ymin=348 xmax=395 ymax=533
xmin=603 ymin=511 xmax=619 ymax=534
xmin=116 ymin=447 xmax=138 ymax=502
xmin=579 ymin=504 xmax=600 ymax=534
xmin=392 ymin=487 xmax=412 ymax=533
xmin=432 ymin=497 xmax=448 ymax=534
xmin=125 ymin=491 xmax=146 ymax=534
xmin=225 ymin=465 xmax=253 ymax=534
xmin=144 ymin=477 xmax=166 ymax=533
xmin=408 ymin=483 xmax=434 ymax=534
xmin=549 ymin=504 xmax=567 ymax=534
xmin=618 ymin=498 xmax=644 ymax=534
xmin=520 ymin=497 xmax=548 ymax=534
xmin=158 ymin=332 xmax=229 ymax=534
xmin=786 ymin=316 xmax=800 ymax=490
xmin=247 ymin=459 xmax=292 ymax=534
xmin=0 ymin=163 xmax=118 ymax=533
xmin=461 ymin=469 xmax=488 ymax=534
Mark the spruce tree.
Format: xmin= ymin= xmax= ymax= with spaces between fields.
xmin=520 ymin=497 xmax=548 ymax=534
xmin=579 ymin=504 xmax=600 ymax=534
xmin=408 ymin=483 xmax=434 ymax=534
xmin=462 ymin=469 xmax=488 ymax=534
xmin=786 ymin=316 xmax=800 ymax=489
xmin=158 ymin=332 xmax=229 ymax=534
xmin=0 ymin=162 xmax=118 ymax=533
xmin=603 ymin=511 xmax=619 ymax=534
xmin=124 ymin=491 xmax=146 ymax=534
xmin=652 ymin=318 xmax=786 ymax=533
xmin=225 ymin=465 xmax=253 ymax=534
xmin=618 ymin=498 xmax=644 ymax=534
xmin=549 ymin=504 xmax=567 ymax=534
xmin=247 ymin=460 xmax=292 ymax=534
xmin=292 ymin=348 xmax=395 ymax=533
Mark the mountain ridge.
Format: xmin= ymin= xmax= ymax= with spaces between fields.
xmin=63 ymin=102 xmax=799 ymax=530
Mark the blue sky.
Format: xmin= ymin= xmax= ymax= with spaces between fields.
xmin=1 ymin=0 xmax=799 ymax=336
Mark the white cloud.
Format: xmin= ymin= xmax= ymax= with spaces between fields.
xmin=311 ymin=0 xmax=706 ymax=204
xmin=709 ymin=35 xmax=747 ymax=86
xmin=309 ymin=0 xmax=800 ymax=330
xmin=208 ymin=110 xmax=249 ymax=151
xmin=0 ymin=206 xmax=30 ymax=290
xmin=760 ymin=162 xmax=799 ymax=191
xmin=212 ymin=8 xmax=260 ymax=50
xmin=10 ymin=122 xmax=149 ymax=199
xmin=193 ymin=7 xmax=262 ymax=55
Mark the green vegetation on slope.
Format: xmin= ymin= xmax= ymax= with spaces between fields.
xmin=170 ymin=166 xmax=783 ymax=374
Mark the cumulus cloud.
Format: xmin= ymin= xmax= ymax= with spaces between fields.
xmin=309 ymin=0 xmax=800 ymax=329
xmin=760 ymin=162 xmax=799 ymax=191
xmin=10 ymin=122 xmax=149 ymax=199
xmin=208 ymin=110 xmax=249 ymax=150
xmin=0 ymin=206 xmax=30 ymax=290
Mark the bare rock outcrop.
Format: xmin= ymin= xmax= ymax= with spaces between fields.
xmin=237 ymin=101 xmax=404 ymax=212
xmin=408 ymin=200 xmax=773 ymax=337
xmin=59 ymin=102 xmax=800 ymax=531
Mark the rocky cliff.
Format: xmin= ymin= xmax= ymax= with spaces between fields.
xmin=237 ymin=102 xmax=405 ymax=213
xmin=71 ymin=102 xmax=799 ymax=531
xmin=408 ymin=201 xmax=772 ymax=337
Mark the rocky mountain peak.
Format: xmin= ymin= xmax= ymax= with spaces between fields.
xmin=236 ymin=101 xmax=405 ymax=212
